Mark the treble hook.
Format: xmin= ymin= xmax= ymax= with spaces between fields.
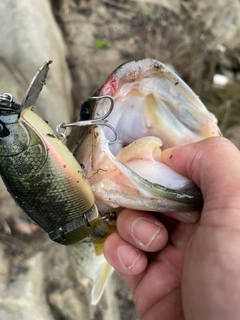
xmin=56 ymin=95 xmax=118 ymax=144
xmin=0 ymin=93 xmax=20 ymax=113
xmin=0 ymin=93 xmax=13 ymax=103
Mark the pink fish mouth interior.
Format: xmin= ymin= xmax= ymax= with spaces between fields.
xmin=94 ymin=76 xmax=220 ymax=190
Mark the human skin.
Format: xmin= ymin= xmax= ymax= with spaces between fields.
xmin=104 ymin=137 xmax=240 ymax=320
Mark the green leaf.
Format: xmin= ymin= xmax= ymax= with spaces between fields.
xmin=95 ymin=39 xmax=111 ymax=49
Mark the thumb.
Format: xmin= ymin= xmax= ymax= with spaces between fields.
xmin=161 ymin=137 xmax=240 ymax=227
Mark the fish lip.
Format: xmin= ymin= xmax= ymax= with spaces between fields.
xmin=99 ymin=59 xmax=167 ymax=97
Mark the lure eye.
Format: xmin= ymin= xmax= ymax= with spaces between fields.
xmin=0 ymin=121 xmax=10 ymax=137
xmin=80 ymin=100 xmax=91 ymax=120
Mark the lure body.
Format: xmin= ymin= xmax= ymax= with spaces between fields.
xmin=0 ymin=63 xmax=108 ymax=245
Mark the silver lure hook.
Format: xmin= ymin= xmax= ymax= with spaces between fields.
xmin=0 ymin=93 xmax=13 ymax=103
xmin=56 ymin=95 xmax=118 ymax=144
xmin=0 ymin=93 xmax=19 ymax=113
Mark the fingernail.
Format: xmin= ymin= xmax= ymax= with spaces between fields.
xmin=118 ymin=245 xmax=141 ymax=270
xmin=131 ymin=217 xmax=160 ymax=248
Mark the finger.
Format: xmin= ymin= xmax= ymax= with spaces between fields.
xmin=161 ymin=137 xmax=239 ymax=197
xmin=160 ymin=215 xmax=198 ymax=250
xmin=104 ymin=232 xmax=148 ymax=277
xmin=161 ymin=137 xmax=240 ymax=228
xmin=116 ymin=209 xmax=169 ymax=252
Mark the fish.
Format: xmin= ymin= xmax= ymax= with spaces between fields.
xmin=66 ymin=58 xmax=221 ymax=304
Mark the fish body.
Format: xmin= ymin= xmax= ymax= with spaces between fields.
xmin=67 ymin=58 xmax=221 ymax=304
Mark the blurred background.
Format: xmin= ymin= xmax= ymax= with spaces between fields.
xmin=0 ymin=0 xmax=239 ymax=319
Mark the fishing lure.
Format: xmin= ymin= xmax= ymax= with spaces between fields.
xmin=0 ymin=61 xmax=112 ymax=245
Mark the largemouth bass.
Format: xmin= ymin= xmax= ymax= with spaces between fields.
xmin=67 ymin=58 xmax=221 ymax=304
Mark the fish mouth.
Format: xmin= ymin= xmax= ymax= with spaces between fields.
xmin=72 ymin=59 xmax=221 ymax=222
xmin=95 ymin=59 xmax=220 ymax=151
xmin=92 ymin=59 xmax=220 ymax=189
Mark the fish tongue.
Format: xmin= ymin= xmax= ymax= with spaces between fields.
xmin=116 ymin=136 xmax=163 ymax=162
xmin=116 ymin=136 xmax=191 ymax=189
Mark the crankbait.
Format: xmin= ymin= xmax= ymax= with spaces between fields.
xmin=0 ymin=61 xmax=111 ymax=245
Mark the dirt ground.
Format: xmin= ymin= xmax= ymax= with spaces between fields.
xmin=0 ymin=0 xmax=240 ymax=319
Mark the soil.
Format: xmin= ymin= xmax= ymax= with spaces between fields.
xmin=0 ymin=1 xmax=240 ymax=319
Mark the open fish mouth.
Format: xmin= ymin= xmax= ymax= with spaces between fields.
xmin=68 ymin=59 xmax=221 ymax=223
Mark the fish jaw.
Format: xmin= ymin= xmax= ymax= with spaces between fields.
xmin=74 ymin=127 xmax=202 ymax=223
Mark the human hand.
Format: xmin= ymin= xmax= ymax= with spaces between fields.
xmin=104 ymin=137 xmax=240 ymax=320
